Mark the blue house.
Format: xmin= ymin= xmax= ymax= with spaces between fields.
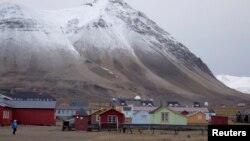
xmin=132 ymin=110 xmax=151 ymax=124
xmin=132 ymin=106 xmax=157 ymax=124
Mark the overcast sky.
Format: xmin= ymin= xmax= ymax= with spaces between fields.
xmin=1 ymin=0 xmax=250 ymax=76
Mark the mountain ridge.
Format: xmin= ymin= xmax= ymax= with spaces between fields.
xmin=0 ymin=0 xmax=249 ymax=106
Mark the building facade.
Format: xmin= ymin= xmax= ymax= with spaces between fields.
xmin=99 ymin=109 xmax=125 ymax=124
xmin=0 ymin=90 xmax=56 ymax=125
xmin=132 ymin=111 xmax=151 ymax=124
xmin=150 ymin=107 xmax=187 ymax=125
xmin=186 ymin=111 xmax=207 ymax=125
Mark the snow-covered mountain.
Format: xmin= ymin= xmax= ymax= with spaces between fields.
xmin=0 ymin=0 xmax=249 ymax=105
xmin=0 ymin=2 xmax=80 ymax=73
xmin=216 ymin=74 xmax=250 ymax=94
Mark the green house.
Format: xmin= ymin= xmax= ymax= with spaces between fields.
xmin=150 ymin=107 xmax=187 ymax=125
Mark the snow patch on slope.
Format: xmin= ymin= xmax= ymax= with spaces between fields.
xmin=216 ymin=74 xmax=250 ymax=94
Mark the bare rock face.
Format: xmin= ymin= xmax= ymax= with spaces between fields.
xmin=0 ymin=0 xmax=249 ymax=105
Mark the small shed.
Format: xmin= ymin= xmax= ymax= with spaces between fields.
xmin=211 ymin=116 xmax=228 ymax=125
xmin=186 ymin=111 xmax=206 ymax=125
xmin=150 ymin=107 xmax=187 ymax=125
xmin=75 ymin=109 xmax=89 ymax=131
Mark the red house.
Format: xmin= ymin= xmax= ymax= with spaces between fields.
xmin=99 ymin=108 xmax=125 ymax=125
xmin=0 ymin=90 xmax=56 ymax=126
xmin=0 ymin=94 xmax=13 ymax=126
xmin=0 ymin=103 xmax=13 ymax=126
xmin=74 ymin=108 xmax=89 ymax=131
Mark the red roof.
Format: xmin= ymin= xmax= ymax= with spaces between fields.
xmin=99 ymin=108 xmax=124 ymax=116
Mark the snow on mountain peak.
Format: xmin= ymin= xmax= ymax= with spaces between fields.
xmin=216 ymin=74 xmax=250 ymax=94
xmin=0 ymin=0 xmax=213 ymax=75
xmin=0 ymin=1 xmax=249 ymax=105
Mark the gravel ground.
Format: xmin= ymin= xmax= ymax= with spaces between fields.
xmin=0 ymin=125 xmax=207 ymax=141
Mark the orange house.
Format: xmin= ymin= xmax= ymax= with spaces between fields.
xmin=186 ymin=111 xmax=207 ymax=125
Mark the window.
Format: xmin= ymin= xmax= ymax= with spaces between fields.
xmin=96 ymin=115 xmax=100 ymax=121
xmin=57 ymin=110 xmax=61 ymax=114
xmin=161 ymin=112 xmax=169 ymax=122
xmin=198 ymin=114 xmax=203 ymax=120
xmin=123 ymin=107 xmax=132 ymax=111
xmin=108 ymin=115 xmax=117 ymax=123
xmin=141 ymin=115 xmax=147 ymax=120
xmin=3 ymin=111 xmax=9 ymax=119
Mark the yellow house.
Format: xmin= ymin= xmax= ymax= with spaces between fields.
xmin=186 ymin=111 xmax=206 ymax=125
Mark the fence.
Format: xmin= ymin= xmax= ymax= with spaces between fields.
xmin=87 ymin=124 xmax=207 ymax=134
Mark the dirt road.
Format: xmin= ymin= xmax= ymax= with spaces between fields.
xmin=0 ymin=125 xmax=207 ymax=141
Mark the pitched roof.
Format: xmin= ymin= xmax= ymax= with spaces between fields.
xmin=56 ymin=106 xmax=82 ymax=110
xmin=126 ymin=100 xmax=141 ymax=106
xmin=99 ymin=108 xmax=124 ymax=116
xmin=5 ymin=100 xmax=56 ymax=109
xmin=2 ymin=91 xmax=56 ymax=101
xmin=112 ymin=98 xmax=155 ymax=107
xmin=133 ymin=110 xmax=149 ymax=115
xmin=90 ymin=108 xmax=106 ymax=115
xmin=186 ymin=111 xmax=205 ymax=117
xmin=112 ymin=99 xmax=127 ymax=106
xmin=133 ymin=106 xmax=157 ymax=112
xmin=149 ymin=106 xmax=186 ymax=117
xmin=0 ymin=94 xmax=12 ymax=100
xmin=170 ymin=107 xmax=209 ymax=113
xmin=0 ymin=103 xmax=13 ymax=108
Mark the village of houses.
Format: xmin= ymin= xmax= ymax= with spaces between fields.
xmin=1 ymin=89 xmax=250 ymax=140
